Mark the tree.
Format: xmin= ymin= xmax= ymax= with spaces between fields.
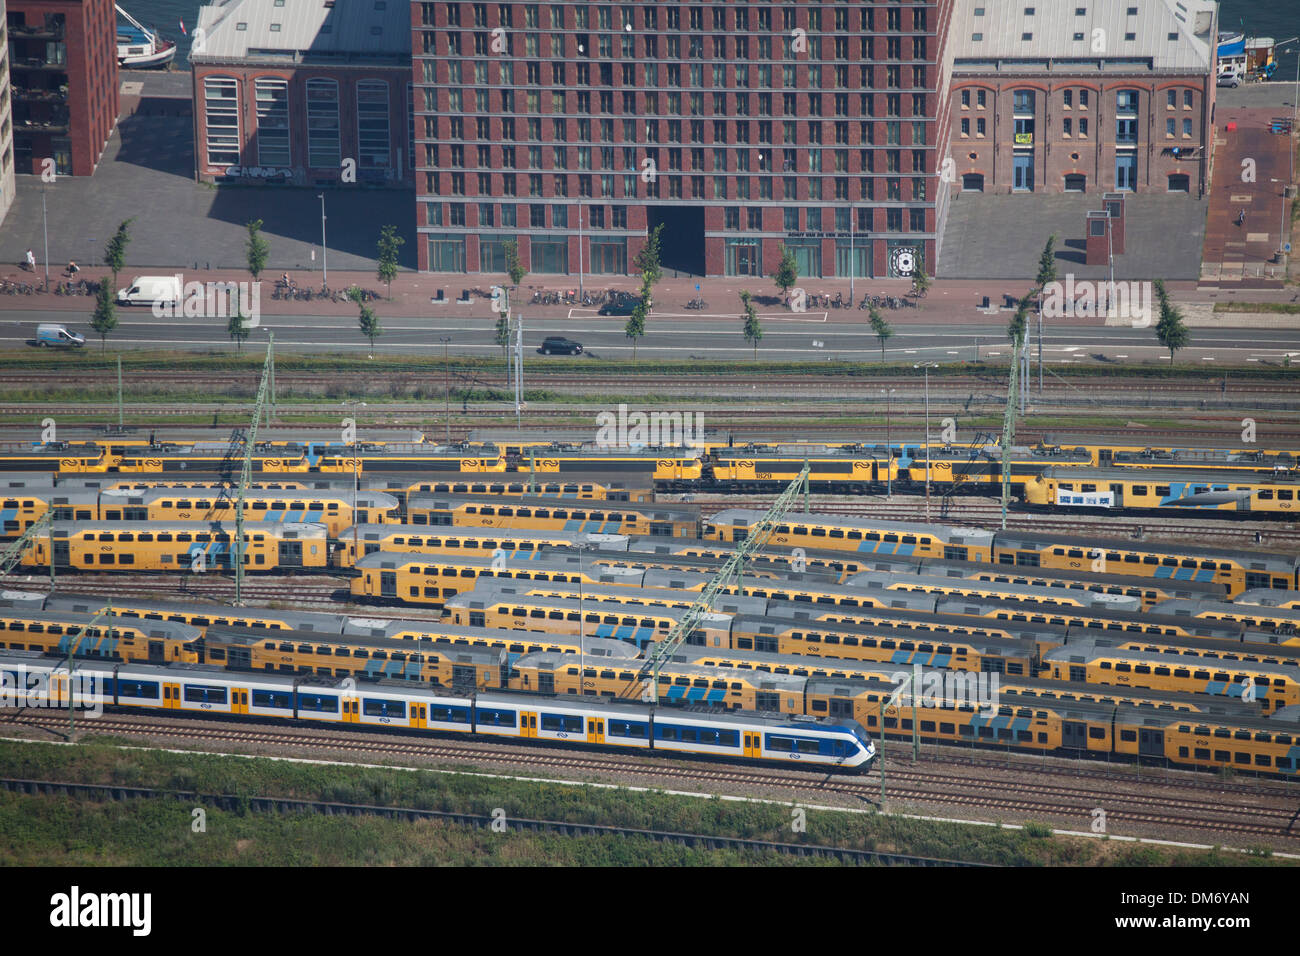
xmin=869 ymin=307 xmax=894 ymax=361
xmin=89 ymin=282 xmax=117 ymax=352
xmin=103 ymin=217 xmax=135 ymax=292
xmin=911 ymin=263 xmax=931 ymax=297
xmin=1008 ymin=292 xmax=1034 ymax=344
xmin=245 ymin=219 xmax=269 ymax=280
xmin=740 ymin=290 xmax=763 ymax=359
xmin=1034 ymin=234 xmax=1058 ymax=293
xmin=1154 ymin=279 xmax=1190 ymax=364
xmin=494 ymin=314 xmax=511 ymax=362
xmin=632 ymin=223 xmax=665 ymax=287
xmin=625 ymin=305 xmax=647 ymax=360
xmin=504 ymin=238 xmax=527 ymax=290
xmin=771 ymin=245 xmax=798 ymax=299
xmin=228 ymin=311 xmax=251 ymax=351
xmin=357 ymin=303 xmax=382 ymax=351
xmin=376 ymin=224 xmax=404 ymax=300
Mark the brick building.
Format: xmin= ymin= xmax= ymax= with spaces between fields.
xmin=0 ymin=0 xmax=15 ymax=227
xmin=413 ymin=0 xmax=957 ymax=279
xmin=4 ymin=0 xmax=118 ymax=176
xmin=945 ymin=0 xmax=1218 ymax=197
xmin=191 ymin=0 xmax=412 ymax=186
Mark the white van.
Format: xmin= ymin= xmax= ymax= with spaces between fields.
xmin=117 ymin=274 xmax=182 ymax=307
xmin=35 ymin=324 xmax=85 ymax=348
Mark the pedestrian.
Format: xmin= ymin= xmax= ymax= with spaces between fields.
xmin=24 ymin=249 xmax=35 ymax=271
xmin=1237 ymin=208 xmax=1246 ymax=227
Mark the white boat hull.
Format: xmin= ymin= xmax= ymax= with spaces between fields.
xmin=119 ymin=45 xmax=175 ymax=69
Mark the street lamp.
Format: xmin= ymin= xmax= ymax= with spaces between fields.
xmin=318 ymin=193 xmax=328 ymax=291
xmin=880 ymin=388 xmax=896 ymax=498
xmin=41 ymin=185 xmax=50 ymax=291
xmin=848 ymin=205 xmax=856 ymax=304
xmin=914 ymin=363 xmax=938 ymax=520
xmin=440 ymin=336 xmax=452 ymax=444
xmin=576 ymin=202 xmax=584 ymax=300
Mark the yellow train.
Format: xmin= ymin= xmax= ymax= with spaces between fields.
xmin=0 ymin=606 xmax=202 ymax=662
xmin=1023 ymin=467 xmax=1300 ymax=515
xmin=22 ymin=521 xmax=331 ymax=572
xmin=405 ymin=493 xmax=699 ymax=537
xmin=709 ymin=446 xmax=895 ymax=494
xmin=703 ymin=509 xmax=997 ymax=562
xmin=335 ymin=526 xmax=629 ymax=570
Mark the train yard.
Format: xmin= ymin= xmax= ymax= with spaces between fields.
xmin=0 ymin=420 xmax=1298 ymax=857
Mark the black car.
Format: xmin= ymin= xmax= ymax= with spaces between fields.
xmin=539 ymin=336 xmax=583 ymax=355
xmin=597 ymin=296 xmax=641 ymax=317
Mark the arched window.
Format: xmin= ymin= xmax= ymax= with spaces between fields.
xmin=254 ymin=77 xmax=290 ymax=167
xmin=306 ymin=78 xmax=340 ymax=169
xmin=204 ymin=76 xmax=240 ymax=168
xmin=357 ymin=80 xmax=391 ymax=169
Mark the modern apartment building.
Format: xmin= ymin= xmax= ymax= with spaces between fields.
xmin=190 ymin=0 xmax=413 ymax=186
xmin=5 ymin=0 xmax=118 ymax=176
xmin=413 ymin=0 xmax=958 ymax=278
xmin=945 ymin=0 xmax=1218 ymax=197
xmin=0 ymin=0 xmax=15 ymax=226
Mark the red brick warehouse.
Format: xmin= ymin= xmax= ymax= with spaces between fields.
xmin=191 ymin=0 xmax=414 ymax=187
xmin=5 ymin=0 xmax=118 ymax=176
xmin=413 ymin=1 xmax=958 ymax=279
xmin=944 ymin=1 xmax=1218 ymax=198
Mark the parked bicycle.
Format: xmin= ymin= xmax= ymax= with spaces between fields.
xmin=686 ymin=297 xmax=708 ymax=310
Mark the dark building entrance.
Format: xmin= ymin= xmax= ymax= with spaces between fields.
xmin=647 ymin=205 xmax=705 ymax=275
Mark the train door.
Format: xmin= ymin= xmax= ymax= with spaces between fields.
xmin=1061 ymin=720 xmax=1086 ymax=751
xmin=519 ymin=711 xmax=538 ymax=738
xmin=1138 ymin=728 xmax=1163 ymax=759
xmin=148 ymin=640 xmax=165 ymax=663
xmin=410 ymin=703 xmax=427 ymax=729
xmin=743 ymin=732 xmax=762 ymax=759
xmin=232 ymin=688 xmax=248 ymax=715
xmin=451 ymin=664 xmax=476 ymax=691
xmin=53 ymin=538 xmax=70 ymax=569
xmin=586 ymin=718 xmax=605 ymax=743
xmin=1110 ymin=483 xmax=1124 ymax=508
xmin=342 ymin=696 xmax=359 ymax=723
xmin=278 ymin=541 xmax=303 ymax=568
xmin=162 ymin=682 xmax=181 ymax=710
xmin=380 ymin=572 xmax=397 ymax=599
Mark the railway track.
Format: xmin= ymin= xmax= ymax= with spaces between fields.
xmin=5 ymin=712 xmax=1296 ymax=843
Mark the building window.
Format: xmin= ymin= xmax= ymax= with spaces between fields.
xmin=357 ymin=80 xmax=391 ymax=169
xmin=204 ymin=76 xmax=241 ymax=168
xmin=254 ymin=77 xmax=291 ymax=167
xmin=306 ymin=78 xmax=340 ymax=169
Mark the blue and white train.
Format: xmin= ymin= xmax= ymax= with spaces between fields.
xmin=0 ymin=651 xmax=876 ymax=772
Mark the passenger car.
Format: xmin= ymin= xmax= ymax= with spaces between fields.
xmin=539 ymin=336 xmax=584 ymax=355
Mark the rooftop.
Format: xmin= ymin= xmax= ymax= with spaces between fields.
xmin=191 ymin=0 xmax=410 ymax=65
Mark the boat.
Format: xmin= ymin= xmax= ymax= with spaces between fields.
xmin=116 ymin=5 xmax=176 ymax=69
xmin=1216 ymin=30 xmax=1279 ymax=81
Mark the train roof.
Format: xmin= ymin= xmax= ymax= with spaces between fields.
xmin=704 ymin=509 xmax=994 ymax=545
xmin=769 ymin=590 xmax=939 ymax=614
xmin=1235 ymin=589 xmax=1300 ymax=607
xmin=344 ymin=524 xmax=630 ymax=546
xmin=639 ymin=565 xmax=840 ymax=592
xmin=932 ymin=596 xmax=1248 ymax=639
xmin=712 ymin=445 xmax=890 ymax=460
xmin=592 ymin=546 xmax=842 ymax=583
xmin=1039 ymin=465 xmax=1300 ymax=484
xmin=737 ymin=605 xmax=1068 ymax=642
xmin=352 ymin=549 xmax=648 ymax=582
xmin=0 ymin=607 xmax=202 ymax=641
xmin=990 ymin=529 xmax=1299 ymax=569
xmin=203 ymin=624 xmax=508 ymax=665
xmin=442 ymin=590 xmax=732 ymax=625
xmin=1043 ymin=640 xmax=1300 ymax=677
xmin=512 ymin=650 xmax=807 ymax=691
xmin=0 ymin=590 xmax=47 ymax=607
xmin=341 ymin=617 xmax=638 ymax=658
xmin=730 ymin=613 xmax=1041 ymax=656
xmin=45 ymin=520 xmax=328 ymax=538
xmin=902 ymin=556 xmax=1229 ymax=598
xmin=1151 ymin=598 xmax=1300 ymax=625
xmin=100 ymin=487 xmax=400 ymax=506
xmin=1111 ymin=447 xmax=1299 ymax=466
xmin=43 ymin=593 xmax=349 ymax=633
xmin=478 ymin=580 xmax=769 ymax=617
xmin=844 ymin=570 xmax=1142 ymax=612
xmin=1113 ymin=702 xmax=1300 ymax=735
xmin=405 ymin=493 xmax=696 ymax=519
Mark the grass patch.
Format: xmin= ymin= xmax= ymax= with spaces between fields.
xmin=0 ymin=739 xmax=1286 ymax=867
xmin=1212 ymin=302 xmax=1300 ymax=315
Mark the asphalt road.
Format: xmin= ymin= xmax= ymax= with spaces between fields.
xmin=3 ymin=308 xmax=1300 ymax=366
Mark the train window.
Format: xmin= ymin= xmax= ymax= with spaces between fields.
xmin=1133 ymin=665 xmax=1151 ymax=674
xmin=1132 ymin=486 xmax=1148 ymax=496
xmin=1099 ymin=662 xmax=1112 ymax=670
xmin=97 ymin=533 xmax=113 ymax=541
xmin=1212 ymin=727 xmax=1230 ymax=738
xmin=1155 ymin=486 xmax=1170 ymax=496
xmin=1120 ymin=729 xmax=1137 ymax=742
xmin=1281 ymin=490 xmax=1295 ymax=501
xmin=1088 ymin=727 xmax=1106 ymax=739
xmin=1234 ymin=752 xmax=1250 ymax=764
xmin=1259 ymin=490 xmax=1274 ymax=500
